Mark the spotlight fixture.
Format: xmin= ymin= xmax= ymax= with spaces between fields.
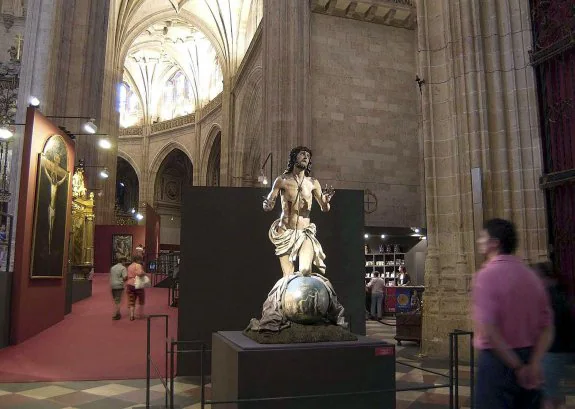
xmin=83 ymin=118 xmax=98 ymax=134
xmin=0 ymin=126 xmax=14 ymax=140
xmin=99 ymin=168 xmax=109 ymax=179
xmin=257 ymin=169 xmax=268 ymax=185
xmin=364 ymin=234 xmax=369 ymax=239
xmin=98 ymin=138 xmax=112 ymax=149
xmin=131 ymin=208 xmax=136 ymax=214
xmin=29 ymin=96 xmax=40 ymax=107
xmin=119 ymin=182 xmax=125 ymax=187
xmin=380 ymin=234 xmax=385 ymax=239
xmin=422 ymin=236 xmax=427 ymax=240
xmin=414 ymin=228 xmax=420 ymax=233
xmin=135 ymin=213 xmax=144 ymax=221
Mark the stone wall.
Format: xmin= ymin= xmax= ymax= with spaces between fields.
xmin=310 ymin=13 xmax=422 ymax=227
xmin=231 ymin=29 xmax=263 ymax=186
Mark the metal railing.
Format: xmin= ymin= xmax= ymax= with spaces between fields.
xmin=145 ymin=314 xmax=475 ymax=409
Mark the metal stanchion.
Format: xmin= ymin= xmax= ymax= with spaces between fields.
xmin=454 ymin=333 xmax=459 ymax=409
xmin=200 ymin=343 xmax=206 ymax=409
xmin=146 ymin=318 xmax=151 ymax=408
xmin=449 ymin=333 xmax=454 ymax=409
xmin=170 ymin=339 xmax=175 ymax=409
xmin=470 ymin=333 xmax=475 ymax=409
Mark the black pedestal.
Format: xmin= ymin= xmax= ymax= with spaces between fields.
xmin=211 ymin=331 xmax=396 ymax=409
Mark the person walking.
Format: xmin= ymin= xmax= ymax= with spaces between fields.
xmin=126 ymin=254 xmax=147 ymax=321
xmin=367 ymin=274 xmax=386 ymax=320
xmin=473 ymin=218 xmax=553 ymax=409
xmin=532 ymin=262 xmax=575 ymax=409
xmin=110 ymin=256 xmax=128 ymax=320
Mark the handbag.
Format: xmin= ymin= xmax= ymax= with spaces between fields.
xmin=134 ymin=274 xmax=151 ymax=289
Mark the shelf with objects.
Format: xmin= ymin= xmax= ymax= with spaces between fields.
xmin=364 ymin=227 xmax=427 ymax=319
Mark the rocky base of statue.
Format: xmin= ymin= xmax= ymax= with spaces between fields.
xmin=244 ymin=321 xmax=357 ymax=344
xmin=245 ymin=273 xmax=356 ymax=343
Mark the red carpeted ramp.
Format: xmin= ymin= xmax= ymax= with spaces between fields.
xmin=0 ymin=274 xmax=178 ymax=382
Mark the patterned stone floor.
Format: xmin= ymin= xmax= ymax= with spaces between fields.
xmin=0 ymin=319 xmax=573 ymax=408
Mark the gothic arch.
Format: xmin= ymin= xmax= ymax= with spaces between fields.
xmin=148 ymin=142 xmax=194 ymax=198
xmin=200 ymin=124 xmax=222 ymax=182
xmin=117 ymin=149 xmax=141 ymax=182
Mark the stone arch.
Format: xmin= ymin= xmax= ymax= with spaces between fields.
xmin=232 ymin=66 xmax=263 ymax=186
xmin=206 ymin=132 xmax=221 ymax=187
xmin=200 ymin=123 xmax=222 ymax=183
xmin=117 ymin=148 xmax=141 ymax=182
xmin=115 ymin=156 xmax=140 ymax=214
xmin=148 ymin=141 xmax=194 ymax=198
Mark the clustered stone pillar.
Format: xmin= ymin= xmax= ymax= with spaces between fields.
xmin=263 ymin=0 xmax=312 ymax=175
xmin=417 ymin=0 xmax=548 ymax=357
xmin=12 ymin=0 xmax=116 ymax=226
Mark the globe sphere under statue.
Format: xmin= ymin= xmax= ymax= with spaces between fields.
xmin=281 ymin=276 xmax=330 ymax=324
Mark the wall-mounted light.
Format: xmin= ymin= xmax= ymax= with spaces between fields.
xmin=422 ymin=236 xmax=427 ymax=240
xmin=135 ymin=212 xmax=144 ymax=221
xmin=99 ymin=168 xmax=109 ymax=179
xmin=119 ymin=182 xmax=125 ymax=187
xmin=380 ymin=234 xmax=385 ymax=239
xmin=364 ymin=234 xmax=369 ymax=239
xmin=98 ymin=138 xmax=112 ymax=149
xmin=131 ymin=208 xmax=136 ymax=214
xmin=83 ymin=118 xmax=98 ymax=134
xmin=258 ymin=169 xmax=268 ymax=185
xmin=259 ymin=152 xmax=273 ymax=186
xmin=29 ymin=96 xmax=40 ymax=107
xmin=0 ymin=126 xmax=14 ymax=140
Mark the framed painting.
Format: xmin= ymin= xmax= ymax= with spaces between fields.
xmin=112 ymin=234 xmax=133 ymax=264
xmin=30 ymin=135 xmax=70 ymax=278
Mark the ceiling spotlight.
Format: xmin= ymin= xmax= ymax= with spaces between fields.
xmin=99 ymin=168 xmax=109 ymax=179
xmin=98 ymin=138 xmax=112 ymax=149
xmin=135 ymin=213 xmax=144 ymax=221
xmin=83 ymin=118 xmax=98 ymax=134
xmin=0 ymin=126 xmax=14 ymax=140
xmin=380 ymin=234 xmax=385 ymax=239
xmin=364 ymin=234 xmax=369 ymax=239
xmin=29 ymin=96 xmax=40 ymax=107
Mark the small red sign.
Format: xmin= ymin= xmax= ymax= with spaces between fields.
xmin=374 ymin=347 xmax=394 ymax=356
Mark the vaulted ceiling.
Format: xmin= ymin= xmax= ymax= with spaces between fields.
xmin=115 ymin=0 xmax=263 ymax=73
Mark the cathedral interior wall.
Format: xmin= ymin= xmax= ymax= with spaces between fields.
xmin=310 ymin=14 xmax=422 ymax=228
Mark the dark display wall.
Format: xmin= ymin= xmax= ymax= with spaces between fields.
xmin=177 ymin=187 xmax=365 ymax=375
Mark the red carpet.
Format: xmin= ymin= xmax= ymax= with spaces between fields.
xmin=0 ymin=274 xmax=178 ymax=382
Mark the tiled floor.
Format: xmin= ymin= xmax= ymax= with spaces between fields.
xmin=0 ymin=319 xmax=573 ymax=408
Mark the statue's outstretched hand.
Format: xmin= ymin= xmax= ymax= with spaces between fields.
xmin=322 ymin=185 xmax=335 ymax=202
xmin=262 ymin=197 xmax=275 ymax=211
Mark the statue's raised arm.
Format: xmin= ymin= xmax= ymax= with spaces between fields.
xmin=263 ymin=176 xmax=283 ymax=212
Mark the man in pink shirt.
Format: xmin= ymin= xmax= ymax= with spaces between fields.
xmin=472 ymin=218 xmax=553 ymax=409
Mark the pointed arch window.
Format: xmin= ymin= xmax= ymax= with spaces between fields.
xmin=160 ymin=71 xmax=194 ymax=120
xmin=118 ymin=82 xmax=142 ymax=128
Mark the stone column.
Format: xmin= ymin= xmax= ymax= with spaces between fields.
xmin=11 ymin=0 xmax=115 ymax=224
xmin=263 ymin=0 xmax=311 ymax=176
xmin=417 ymin=0 xmax=548 ymax=357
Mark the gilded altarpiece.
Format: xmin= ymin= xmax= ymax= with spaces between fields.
xmin=69 ymin=167 xmax=95 ymax=301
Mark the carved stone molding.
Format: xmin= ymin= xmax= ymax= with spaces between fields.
xmin=150 ymin=113 xmax=195 ymax=134
xmin=310 ymin=0 xmax=416 ymax=30
xmin=119 ymin=125 xmax=143 ymax=137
